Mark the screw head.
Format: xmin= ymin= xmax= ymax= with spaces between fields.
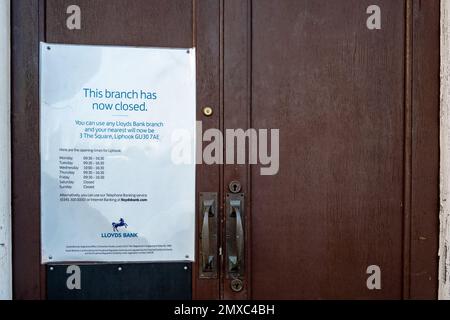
xmin=202 ymin=106 xmax=213 ymax=117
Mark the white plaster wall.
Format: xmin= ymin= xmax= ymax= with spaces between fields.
xmin=0 ymin=0 xmax=11 ymax=300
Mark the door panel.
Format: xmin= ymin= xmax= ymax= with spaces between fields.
xmin=222 ymin=0 xmax=252 ymax=300
xmin=250 ymin=0 xmax=405 ymax=299
xmin=12 ymin=0 xmax=43 ymax=299
xmin=193 ymin=0 xmax=221 ymax=300
xmin=46 ymin=0 xmax=193 ymax=47
xmin=409 ymin=1 xmax=439 ymax=299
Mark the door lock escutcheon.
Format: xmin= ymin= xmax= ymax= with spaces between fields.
xmin=229 ymin=180 xmax=242 ymax=194
xmin=230 ymin=278 xmax=244 ymax=292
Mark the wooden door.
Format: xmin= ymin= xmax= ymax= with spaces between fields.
xmin=212 ymin=0 xmax=438 ymax=300
xmin=202 ymin=0 xmax=439 ymax=300
xmin=12 ymin=0 xmax=222 ymax=300
xmin=12 ymin=0 xmax=439 ymax=300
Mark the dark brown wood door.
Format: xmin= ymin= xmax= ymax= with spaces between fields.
xmin=204 ymin=0 xmax=439 ymax=300
xmin=12 ymin=0 xmax=439 ymax=300
xmin=12 ymin=0 xmax=222 ymax=300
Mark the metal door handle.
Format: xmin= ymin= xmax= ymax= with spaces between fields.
xmin=232 ymin=201 xmax=244 ymax=267
xmin=202 ymin=200 xmax=213 ymax=270
xmin=226 ymin=194 xmax=245 ymax=279
xmin=199 ymin=193 xmax=217 ymax=278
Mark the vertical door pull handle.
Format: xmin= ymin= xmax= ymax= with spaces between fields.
xmin=202 ymin=200 xmax=214 ymax=271
xmin=199 ymin=193 xmax=218 ymax=278
xmin=231 ymin=200 xmax=244 ymax=268
xmin=226 ymin=194 xmax=245 ymax=279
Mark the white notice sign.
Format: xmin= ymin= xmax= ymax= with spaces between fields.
xmin=40 ymin=43 xmax=196 ymax=263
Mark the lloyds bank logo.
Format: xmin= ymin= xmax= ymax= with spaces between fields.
xmin=100 ymin=218 xmax=138 ymax=238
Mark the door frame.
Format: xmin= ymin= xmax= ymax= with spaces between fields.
xmin=11 ymin=0 xmax=440 ymax=299
xmin=402 ymin=0 xmax=440 ymax=299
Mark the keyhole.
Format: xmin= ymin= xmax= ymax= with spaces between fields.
xmin=229 ymin=181 xmax=242 ymax=193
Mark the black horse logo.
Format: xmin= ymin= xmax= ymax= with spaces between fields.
xmin=112 ymin=218 xmax=128 ymax=232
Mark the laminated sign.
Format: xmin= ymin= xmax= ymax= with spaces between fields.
xmin=40 ymin=43 xmax=196 ymax=263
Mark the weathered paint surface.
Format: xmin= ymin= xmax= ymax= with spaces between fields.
xmin=441 ymin=0 xmax=450 ymax=301
xmin=0 ymin=0 xmax=11 ymax=301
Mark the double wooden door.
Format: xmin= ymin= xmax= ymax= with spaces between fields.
xmin=12 ymin=0 xmax=439 ymax=300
